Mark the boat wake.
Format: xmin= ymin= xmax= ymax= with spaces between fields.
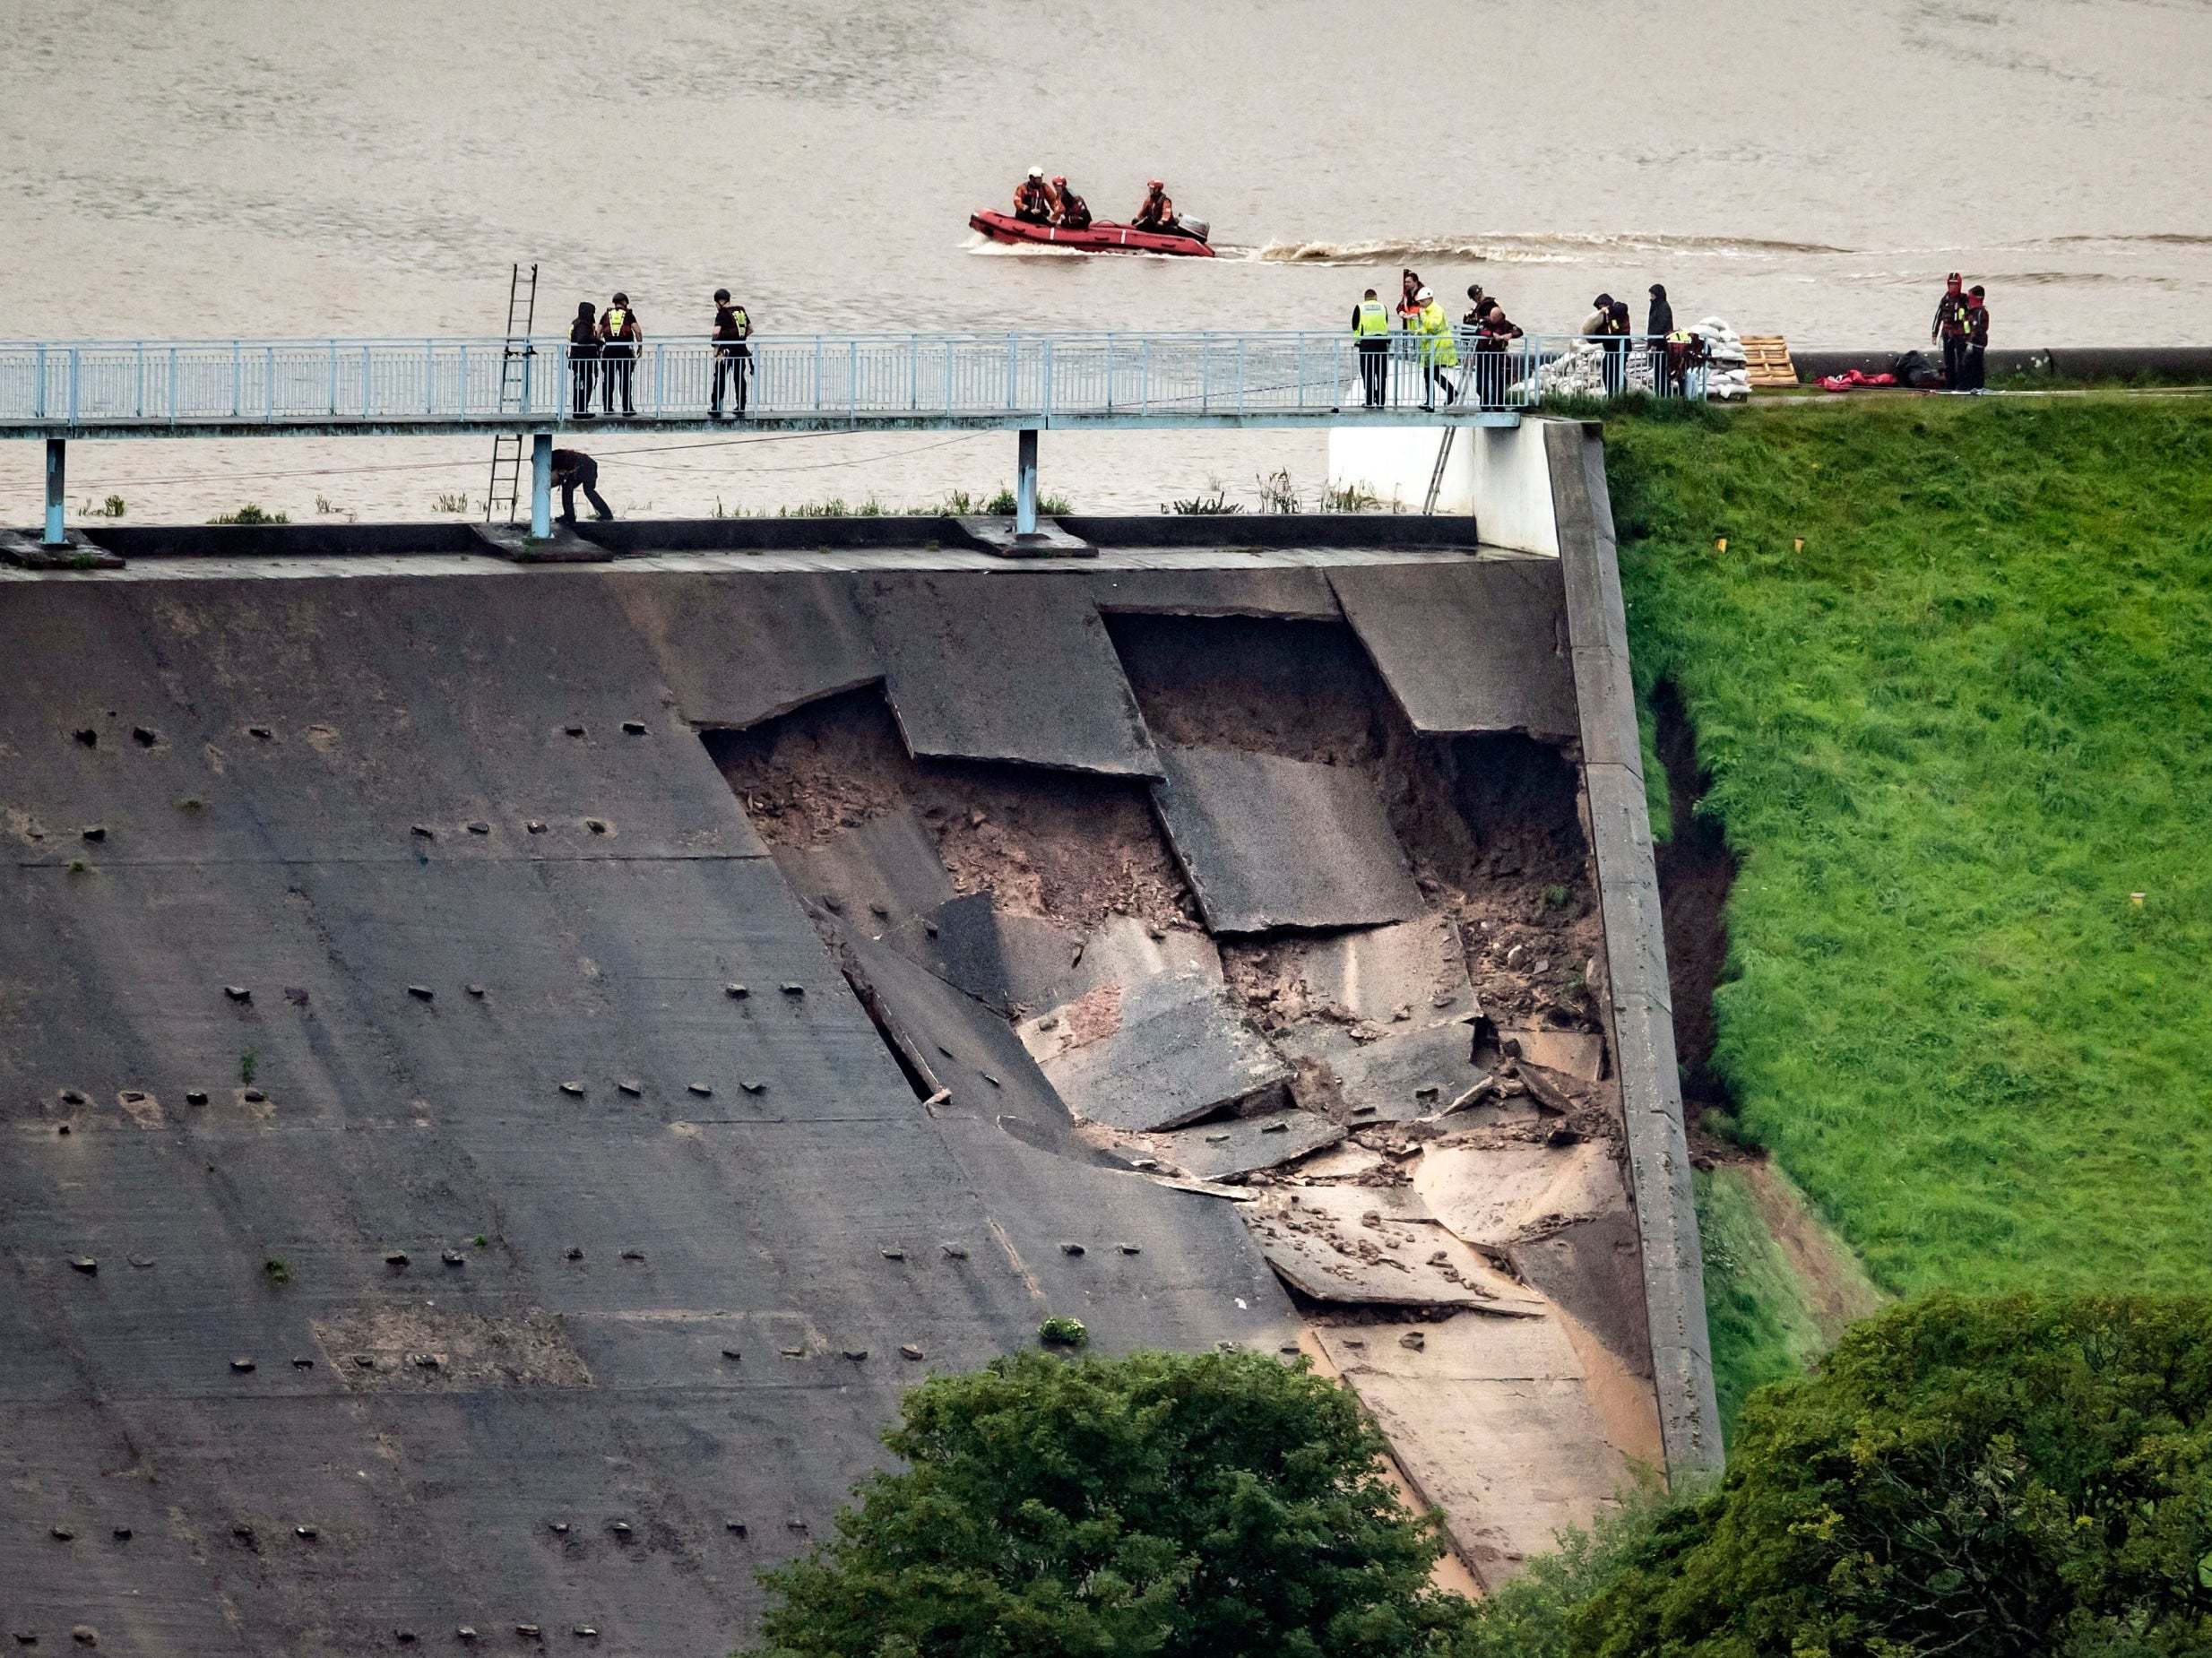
xmin=1251 ymin=230 xmax=1855 ymax=265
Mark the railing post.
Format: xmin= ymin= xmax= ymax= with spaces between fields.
xmin=231 ymin=340 xmax=242 ymax=418
xmin=1105 ymin=332 xmax=1116 ymax=413
xmin=136 ymin=341 xmax=147 ymax=419
xmin=424 ymin=339 xmax=434 ymax=415
xmin=520 ymin=341 xmax=534 ymax=415
xmin=33 ymin=343 xmax=47 ymax=419
xmin=327 ymin=340 xmax=337 ymax=414
xmin=653 ymin=341 xmax=666 ymax=417
xmin=848 ymin=339 xmax=857 ymax=420
xmin=168 ymin=345 xmax=177 ymax=423
xmin=1015 ymin=427 xmax=1039 ymax=535
xmin=812 ymin=335 xmax=824 ymax=414
xmin=1041 ymin=338 xmax=1054 ymax=422
xmin=66 ymin=347 xmax=80 ymax=427
xmin=1005 ymin=332 xmax=1017 ymax=411
xmin=531 ymin=431 xmax=553 ymax=539
xmin=943 ymin=340 xmax=954 ymax=415
xmin=908 ymin=335 xmax=919 ymax=411
xmin=43 ymin=437 xmax=66 ymax=547
xmin=460 ymin=343 xmax=471 ymax=419
xmin=1236 ymin=337 xmax=1246 ymax=417
xmin=264 ymin=345 xmax=274 ymax=422
xmin=361 ymin=345 xmax=372 ymax=419
xmin=1141 ymin=339 xmax=1151 ymax=416
xmin=1202 ymin=333 xmax=1213 ymax=413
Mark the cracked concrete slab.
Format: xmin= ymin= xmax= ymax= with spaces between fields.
xmin=1501 ymin=1027 xmax=1607 ymax=1083
xmin=1413 ymin=1139 xmax=1620 ymax=1250
xmin=851 ymin=572 xmax=1158 ymax=776
xmin=1150 ymin=1110 xmax=1347 ymax=1181
xmin=776 ymin=807 xmax=957 ymax=931
xmin=1274 ymin=915 xmax=1478 ymax=1026
xmin=1282 ymin=1019 xmax=1484 ymax=1123
xmin=1243 ymin=1189 xmax=1544 ymax=1313
xmin=1151 ymin=746 xmax=1422 ymax=934
xmin=880 ymin=893 xmax=1083 ymax=1015
xmin=1019 ymin=973 xmax=1291 ymax=1134
xmin=614 ymin=571 xmax=883 ymax=730
xmin=1329 ymin=559 xmax=1578 ymax=740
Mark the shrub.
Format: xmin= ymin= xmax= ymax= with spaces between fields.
xmin=741 ymin=1349 xmax=1470 ymax=1658
xmin=1559 ymin=1294 xmax=2212 ymax=1657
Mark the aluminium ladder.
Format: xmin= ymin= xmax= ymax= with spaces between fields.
xmin=483 ymin=263 xmax=540 ymax=523
xmin=1420 ymin=330 xmax=1476 ymax=514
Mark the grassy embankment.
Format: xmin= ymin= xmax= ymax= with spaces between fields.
xmin=1606 ymin=395 xmax=2212 ymax=1426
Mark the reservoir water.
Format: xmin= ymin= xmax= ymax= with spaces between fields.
xmin=6 ymin=0 xmax=2208 ymax=521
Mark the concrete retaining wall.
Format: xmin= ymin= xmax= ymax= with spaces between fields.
xmin=1540 ymin=418 xmax=1725 ymax=1479
xmin=1326 ymin=423 xmax=1558 ymax=556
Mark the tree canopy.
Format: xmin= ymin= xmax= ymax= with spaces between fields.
xmin=739 ymin=1348 xmax=1465 ymax=1658
xmin=1547 ymin=1293 xmax=2212 ymax=1657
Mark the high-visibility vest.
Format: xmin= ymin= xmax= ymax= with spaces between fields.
xmin=1354 ymin=300 xmax=1389 ymax=337
xmin=605 ymin=307 xmax=630 ymax=338
xmin=1417 ymin=302 xmax=1457 ymax=367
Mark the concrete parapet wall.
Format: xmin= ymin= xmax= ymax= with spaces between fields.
xmin=1540 ymin=418 xmax=1725 ymax=1478
xmin=1326 ymin=422 xmax=1558 ymax=556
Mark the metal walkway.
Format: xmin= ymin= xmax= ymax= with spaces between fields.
xmin=0 ymin=330 xmax=1696 ymax=541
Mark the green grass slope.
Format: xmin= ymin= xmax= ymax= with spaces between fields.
xmin=1607 ymin=397 xmax=2212 ymax=1381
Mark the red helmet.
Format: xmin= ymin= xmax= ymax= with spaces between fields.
xmin=1052 ymin=175 xmax=1067 ymax=186
xmin=1147 ymin=178 xmax=1164 ymax=189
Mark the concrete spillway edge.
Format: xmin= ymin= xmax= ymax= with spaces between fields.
xmin=1543 ymin=418 xmax=1727 ymax=1478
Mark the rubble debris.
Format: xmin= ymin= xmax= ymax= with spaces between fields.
xmin=68 ymin=1256 xmax=96 ymax=1274
xmin=405 ymin=984 xmax=434 ymax=1001
xmin=223 ymin=985 xmax=252 ymax=1004
xmin=1241 ymin=1190 xmax=1544 ymax=1314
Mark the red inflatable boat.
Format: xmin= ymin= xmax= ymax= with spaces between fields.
xmin=969 ymin=210 xmax=1216 ymax=258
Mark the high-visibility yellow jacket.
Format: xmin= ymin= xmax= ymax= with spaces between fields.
xmin=1416 ymin=300 xmax=1457 ymax=367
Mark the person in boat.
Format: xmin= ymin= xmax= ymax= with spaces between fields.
xmin=1132 ymin=179 xmax=1176 ymax=232
xmin=1013 ymin=166 xmax=1053 ymax=225
xmin=1050 ymin=176 xmax=1092 ymax=230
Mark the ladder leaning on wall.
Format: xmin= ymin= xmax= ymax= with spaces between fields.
xmin=484 ymin=263 xmax=540 ymax=524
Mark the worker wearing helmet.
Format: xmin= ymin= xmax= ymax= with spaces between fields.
xmin=1048 ymin=175 xmax=1092 ymax=230
xmin=1413 ymin=285 xmax=1459 ymax=411
xmin=1132 ymin=179 xmax=1175 ymax=232
xmin=1013 ymin=165 xmax=1053 ymax=225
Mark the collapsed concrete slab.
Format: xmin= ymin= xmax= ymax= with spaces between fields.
xmin=1150 ymin=1110 xmax=1347 ymax=1182
xmin=1272 ymin=914 xmax=1479 ymax=1026
xmin=775 ymin=807 xmax=957 ymax=930
xmin=1150 ymin=746 xmax=1423 ymax=934
xmin=877 ymin=893 xmax=1083 ymax=1015
xmin=1243 ymin=1189 xmax=1544 ymax=1313
xmin=851 ymin=573 xmax=1158 ymax=777
xmin=1413 ymin=1139 xmax=1621 ymax=1250
xmin=1087 ymin=566 xmax=1343 ymax=620
xmin=1019 ymin=972 xmax=1291 ymax=1134
xmin=1282 ymin=1019 xmax=1484 ymax=1123
xmin=1329 ymin=559 xmax=1578 ymax=740
xmin=1500 ymin=1027 xmax=1607 ymax=1083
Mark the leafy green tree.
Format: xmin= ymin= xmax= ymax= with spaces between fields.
xmin=1551 ymin=1293 xmax=2212 ymax=1657
xmin=740 ymin=1348 xmax=1472 ymax=1658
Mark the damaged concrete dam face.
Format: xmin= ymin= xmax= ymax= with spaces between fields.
xmin=0 ymin=522 xmax=1681 ymax=1648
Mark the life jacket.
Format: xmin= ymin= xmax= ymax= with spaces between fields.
xmin=604 ymin=307 xmax=633 ymax=341
xmin=1940 ymin=297 xmax=1970 ymax=336
xmin=1354 ymin=299 xmax=1389 ymax=337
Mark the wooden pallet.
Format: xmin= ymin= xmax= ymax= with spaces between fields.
xmin=1740 ymin=335 xmax=1798 ymax=387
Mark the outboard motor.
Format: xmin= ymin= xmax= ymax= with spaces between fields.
xmin=1175 ymin=216 xmax=1210 ymax=245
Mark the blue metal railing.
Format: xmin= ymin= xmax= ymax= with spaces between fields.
xmin=0 ymin=332 xmax=1703 ymax=429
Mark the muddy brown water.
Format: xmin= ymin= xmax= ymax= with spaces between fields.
xmin=6 ymin=0 xmax=2209 ymax=524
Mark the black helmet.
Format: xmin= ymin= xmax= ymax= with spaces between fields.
xmin=713 ymin=288 xmax=730 ymax=302
xmin=611 ymin=291 xmax=629 ymax=305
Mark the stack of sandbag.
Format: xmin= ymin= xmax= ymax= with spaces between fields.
xmin=1508 ymin=338 xmax=1655 ymax=399
xmin=1694 ymin=317 xmax=1752 ymax=400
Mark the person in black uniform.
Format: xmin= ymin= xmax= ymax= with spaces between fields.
xmin=598 ymin=292 xmax=642 ymax=416
xmin=1931 ymin=272 xmax=1971 ymax=389
xmin=566 ymin=301 xmax=599 ymax=418
xmin=710 ymin=288 xmax=751 ymax=419
xmin=550 ymin=448 xmax=613 ymax=522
